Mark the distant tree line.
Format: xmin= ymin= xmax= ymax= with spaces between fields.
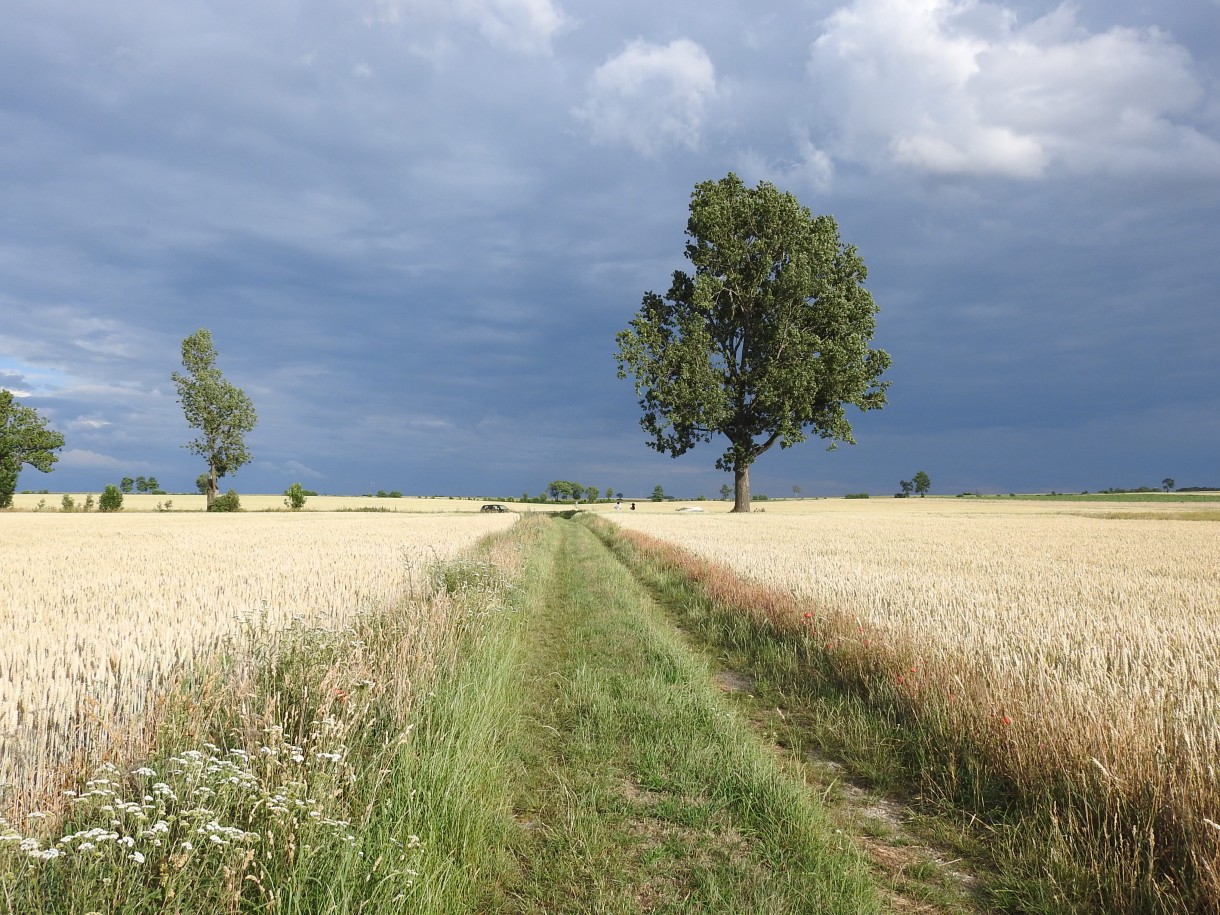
xmin=120 ymin=476 xmax=164 ymax=494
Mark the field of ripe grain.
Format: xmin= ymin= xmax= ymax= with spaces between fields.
xmin=609 ymin=499 xmax=1220 ymax=748
xmin=610 ymin=499 xmax=1220 ymax=900
xmin=4 ymin=492 xmax=526 ymax=512
xmin=0 ymin=511 xmax=516 ymax=803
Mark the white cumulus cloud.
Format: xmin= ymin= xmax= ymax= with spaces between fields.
xmin=575 ymin=38 xmax=717 ymax=157
xmin=808 ymin=0 xmax=1220 ymax=179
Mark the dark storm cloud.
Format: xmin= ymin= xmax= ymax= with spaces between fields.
xmin=1 ymin=0 xmax=1217 ymax=497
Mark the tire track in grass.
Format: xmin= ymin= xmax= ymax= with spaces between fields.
xmin=495 ymin=515 xmax=882 ymax=914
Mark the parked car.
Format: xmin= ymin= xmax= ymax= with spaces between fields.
xmin=480 ymin=503 xmax=508 ymax=513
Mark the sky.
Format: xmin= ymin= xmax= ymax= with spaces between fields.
xmin=2 ymin=0 xmax=1218 ymax=499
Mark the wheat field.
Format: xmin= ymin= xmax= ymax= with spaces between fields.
xmin=0 ymin=511 xmax=516 ymax=803
xmin=608 ymin=499 xmax=1220 ymax=752
xmin=609 ymin=499 xmax=1220 ymax=895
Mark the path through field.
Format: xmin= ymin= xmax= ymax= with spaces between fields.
xmin=494 ymin=515 xmax=984 ymax=914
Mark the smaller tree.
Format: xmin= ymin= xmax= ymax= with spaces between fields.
xmin=0 ymin=390 xmax=66 ymax=509
xmin=586 ymin=485 xmax=600 ymax=503
xmin=792 ymin=484 xmax=802 ymax=499
xmin=284 ymin=482 xmax=308 ymax=511
xmin=899 ymin=480 xmax=913 ymax=497
xmin=135 ymin=476 xmax=149 ymax=493
xmin=719 ymin=483 xmax=732 ymax=501
xmin=99 ymin=484 xmax=124 ymax=512
xmin=61 ymin=493 xmax=76 ymax=512
xmin=172 ymin=329 xmax=258 ymax=510
xmin=1162 ymin=478 xmax=1175 ymax=493
xmin=651 ymin=485 xmax=665 ymax=502
xmin=196 ymin=473 xmax=210 ymax=495
xmin=913 ymin=470 xmax=931 ymax=497
xmin=120 ymin=477 xmax=134 ymax=493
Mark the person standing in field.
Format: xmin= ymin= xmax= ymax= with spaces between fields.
xmin=630 ymin=502 xmax=636 ymax=511
xmin=616 ymin=499 xmax=622 ymax=510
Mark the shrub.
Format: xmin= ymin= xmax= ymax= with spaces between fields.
xmin=284 ymin=482 xmax=308 ymax=511
xmin=98 ymin=484 xmax=124 ymax=512
xmin=845 ymin=492 xmax=870 ymax=499
xmin=60 ymin=494 xmax=75 ymax=512
xmin=210 ymin=489 xmax=242 ymax=512
xmin=83 ymin=494 xmax=95 ymax=512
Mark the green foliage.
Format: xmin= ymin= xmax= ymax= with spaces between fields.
xmin=0 ymin=389 xmax=66 ymax=509
xmin=719 ymin=483 xmax=732 ymax=501
xmin=913 ymin=470 xmax=931 ymax=497
xmin=195 ymin=472 xmax=210 ymax=495
xmin=61 ymin=493 xmax=75 ymax=512
xmin=171 ymin=329 xmax=258 ymax=510
xmin=615 ymin=173 xmax=890 ymax=513
xmin=283 ymin=482 xmax=308 ymax=511
xmin=83 ymin=493 xmax=95 ymax=512
xmin=209 ymin=489 xmax=242 ymax=512
xmin=845 ymin=492 xmax=870 ymax=499
xmin=547 ymin=479 xmax=595 ymax=502
xmin=651 ymin=485 xmax=665 ymax=502
xmin=98 ymin=484 xmax=124 ymax=512
xmin=120 ymin=476 xmax=134 ymax=493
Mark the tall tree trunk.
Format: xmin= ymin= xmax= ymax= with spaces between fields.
xmin=732 ymin=463 xmax=751 ymax=513
xmin=206 ymin=464 xmax=218 ymax=511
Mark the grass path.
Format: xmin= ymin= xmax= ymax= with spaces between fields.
xmin=485 ymin=515 xmax=883 ymax=913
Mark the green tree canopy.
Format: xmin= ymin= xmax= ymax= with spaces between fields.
xmin=171 ymin=329 xmax=258 ymax=510
xmin=615 ymin=173 xmax=890 ymax=512
xmin=284 ymin=482 xmax=308 ymax=511
xmin=0 ymin=390 xmax=66 ymax=509
xmin=913 ymin=470 xmax=931 ymax=497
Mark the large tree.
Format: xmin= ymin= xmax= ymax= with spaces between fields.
xmin=0 ymin=390 xmax=66 ymax=508
xmin=171 ymin=329 xmax=258 ymax=510
xmin=615 ymin=173 xmax=891 ymax=512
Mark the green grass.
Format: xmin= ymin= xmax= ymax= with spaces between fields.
xmin=491 ymin=515 xmax=882 ymax=914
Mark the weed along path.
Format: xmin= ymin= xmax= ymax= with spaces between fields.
xmin=491 ymin=514 xmax=884 ymax=913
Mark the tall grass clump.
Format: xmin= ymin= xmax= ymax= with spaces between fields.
xmin=594 ymin=509 xmax=1220 ymax=915
xmin=0 ymin=516 xmax=539 ymax=913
